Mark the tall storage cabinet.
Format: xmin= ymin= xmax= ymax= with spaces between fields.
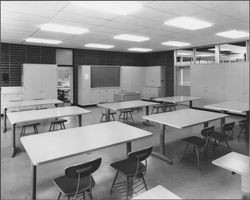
xmin=22 ymin=64 xmax=57 ymax=100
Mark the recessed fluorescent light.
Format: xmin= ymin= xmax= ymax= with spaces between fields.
xmin=85 ymin=43 xmax=114 ymax=49
xmin=162 ymin=41 xmax=190 ymax=47
xmin=164 ymin=17 xmax=212 ymax=30
xmin=114 ymin=34 xmax=149 ymax=42
xmin=71 ymin=1 xmax=142 ymax=15
xmin=25 ymin=38 xmax=62 ymax=44
xmin=40 ymin=24 xmax=88 ymax=35
xmin=216 ymin=30 xmax=249 ymax=39
xmin=128 ymin=48 xmax=152 ymax=52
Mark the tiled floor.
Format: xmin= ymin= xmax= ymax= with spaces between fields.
xmin=1 ymin=105 xmax=249 ymax=200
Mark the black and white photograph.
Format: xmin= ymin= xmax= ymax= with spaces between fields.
xmin=0 ymin=1 xmax=249 ymax=200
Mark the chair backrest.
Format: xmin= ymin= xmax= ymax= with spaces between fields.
xmin=65 ymin=158 xmax=102 ymax=179
xmin=201 ymin=126 xmax=215 ymax=138
xmin=223 ymin=122 xmax=235 ymax=132
xmin=128 ymin=146 xmax=153 ymax=162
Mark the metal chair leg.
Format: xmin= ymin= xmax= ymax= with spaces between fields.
xmin=112 ymin=114 xmax=115 ymax=121
xmin=129 ymin=112 xmax=134 ymax=124
xmin=62 ymin=123 xmax=66 ymax=129
xmin=59 ymin=123 xmax=63 ymax=130
xmin=225 ymin=140 xmax=231 ymax=152
xmin=195 ymin=146 xmax=200 ymax=170
xmin=49 ymin=123 xmax=53 ymax=131
xmin=57 ymin=192 xmax=61 ymax=200
xmin=110 ymin=172 xmax=119 ymax=193
xmin=141 ymin=174 xmax=148 ymax=190
xmin=181 ymin=143 xmax=189 ymax=160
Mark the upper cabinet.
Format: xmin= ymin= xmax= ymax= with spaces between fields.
xmin=144 ymin=66 xmax=166 ymax=87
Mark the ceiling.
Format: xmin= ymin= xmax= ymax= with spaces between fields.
xmin=1 ymin=1 xmax=249 ymax=52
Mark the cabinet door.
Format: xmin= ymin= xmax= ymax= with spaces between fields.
xmin=41 ymin=65 xmax=57 ymax=99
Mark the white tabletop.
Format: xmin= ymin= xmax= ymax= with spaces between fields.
xmin=154 ymin=96 xmax=202 ymax=103
xmin=98 ymin=100 xmax=159 ymax=111
xmin=204 ymin=101 xmax=249 ymax=114
xmin=21 ymin=121 xmax=152 ymax=165
xmin=143 ymin=109 xmax=228 ymax=129
xmin=7 ymin=106 xmax=90 ymax=125
xmin=212 ymin=152 xmax=249 ymax=176
xmin=3 ymin=99 xmax=63 ymax=109
xmin=133 ymin=185 xmax=181 ymax=199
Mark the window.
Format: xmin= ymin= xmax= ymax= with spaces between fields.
xmin=176 ymin=49 xmax=194 ymax=66
xmin=177 ymin=66 xmax=190 ymax=86
xmin=219 ymin=42 xmax=247 ymax=63
xmin=195 ymin=46 xmax=215 ymax=64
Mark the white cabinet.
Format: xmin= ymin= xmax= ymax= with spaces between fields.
xmin=145 ymin=66 xmax=166 ymax=87
xmin=1 ymin=87 xmax=24 ymax=114
xmin=22 ymin=64 xmax=57 ymax=100
xmin=142 ymin=87 xmax=166 ymax=99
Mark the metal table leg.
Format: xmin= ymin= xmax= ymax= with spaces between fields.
xmin=189 ymin=101 xmax=193 ymax=108
xmin=32 ymin=165 xmax=37 ymax=200
xmin=142 ymin=106 xmax=154 ymax=126
xmin=4 ymin=108 xmax=7 ymax=132
xmin=126 ymin=141 xmax=131 ymax=155
xmin=11 ymin=124 xmax=16 ymax=157
xmin=107 ymin=109 xmax=111 ymax=122
xmin=78 ymin=115 xmax=82 ymax=126
xmin=151 ymin=125 xmax=173 ymax=164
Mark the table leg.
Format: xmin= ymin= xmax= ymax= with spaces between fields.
xmin=142 ymin=106 xmax=154 ymax=126
xmin=107 ymin=109 xmax=111 ymax=122
xmin=126 ymin=142 xmax=131 ymax=155
xmin=32 ymin=165 xmax=37 ymax=200
xmin=221 ymin=117 xmax=225 ymax=133
xmin=189 ymin=101 xmax=193 ymax=108
xmin=151 ymin=125 xmax=173 ymax=164
xmin=78 ymin=115 xmax=82 ymax=126
xmin=204 ymin=122 xmax=209 ymax=128
xmin=4 ymin=108 xmax=7 ymax=132
xmin=55 ymin=103 xmax=58 ymax=107
xmin=11 ymin=124 xmax=16 ymax=157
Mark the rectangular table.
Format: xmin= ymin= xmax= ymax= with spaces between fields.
xmin=132 ymin=185 xmax=181 ymax=199
xmin=2 ymin=99 xmax=63 ymax=132
xmin=154 ymin=96 xmax=202 ymax=109
xmin=7 ymin=106 xmax=90 ymax=157
xmin=143 ymin=109 xmax=229 ymax=164
xmin=21 ymin=121 xmax=152 ymax=200
xmin=98 ymin=100 xmax=159 ymax=124
xmin=212 ymin=152 xmax=250 ymax=197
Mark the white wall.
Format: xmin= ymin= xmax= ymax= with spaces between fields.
xmin=190 ymin=62 xmax=249 ymax=107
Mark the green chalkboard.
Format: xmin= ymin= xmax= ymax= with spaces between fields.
xmin=91 ymin=66 xmax=120 ymax=88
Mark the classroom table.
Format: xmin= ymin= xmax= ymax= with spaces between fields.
xmin=98 ymin=100 xmax=159 ymax=124
xmin=143 ymin=109 xmax=228 ymax=164
xmin=204 ymin=101 xmax=249 ymax=133
xmin=20 ymin=121 xmax=152 ymax=200
xmin=212 ymin=152 xmax=250 ymax=198
xmin=153 ymin=96 xmax=202 ymax=109
xmin=132 ymin=185 xmax=181 ymax=199
xmin=2 ymin=99 xmax=63 ymax=132
xmin=7 ymin=106 xmax=90 ymax=157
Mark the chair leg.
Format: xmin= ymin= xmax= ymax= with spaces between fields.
xmin=141 ymin=174 xmax=148 ymax=190
xmin=49 ymin=123 xmax=53 ymax=132
xmin=181 ymin=143 xmax=189 ymax=160
xmin=20 ymin=127 xmax=24 ymax=138
xmin=129 ymin=112 xmax=134 ymax=124
xmin=111 ymin=114 xmax=115 ymax=121
xmin=62 ymin=123 xmax=66 ymax=129
xmin=110 ymin=172 xmax=119 ymax=193
xmin=195 ymin=146 xmax=200 ymax=170
xmin=118 ymin=112 xmax=122 ymax=122
xmin=225 ymin=140 xmax=231 ymax=152
xmin=59 ymin=123 xmax=63 ymax=130
xmin=57 ymin=192 xmax=61 ymax=200
xmin=88 ymin=190 xmax=93 ymax=200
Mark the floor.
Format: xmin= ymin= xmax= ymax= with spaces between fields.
xmin=1 ymin=105 xmax=249 ymax=200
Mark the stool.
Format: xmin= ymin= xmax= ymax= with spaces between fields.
xmin=151 ymin=104 xmax=164 ymax=114
xmin=100 ymin=110 xmax=116 ymax=123
xmin=20 ymin=122 xmax=40 ymax=138
xmin=49 ymin=119 xmax=67 ymax=131
xmin=118 ymin=109 xmax=134 ymax=124
xmin=165 ymin=103 xmax=176 ymax=111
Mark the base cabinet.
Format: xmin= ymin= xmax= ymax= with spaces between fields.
xmin=142 ymin=87 xmax=166 ymax=99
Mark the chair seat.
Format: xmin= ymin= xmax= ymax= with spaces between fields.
xmin=22 ymin=122 xmax=40 ymax=128
xmin=210 ymin=132 xmax=227 ymax=141
xmin=52 ymin=119 xmax=67 ymax=124
xmin=53 ymin=175 xmax=95 ymax=196
xmin=111 ymin=159 xmax=146 ymax=177
xmin=121 ymin=109 xmax=133 ymax=113
xmin=182 ymin=136 xmax=206 ymax=146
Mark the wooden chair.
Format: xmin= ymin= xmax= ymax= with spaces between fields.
xmin=53 ymin=158 xmax=102 ymax=200
xmin=118 ymin=109 xmax=134 ymax=124
xmin=210 ymin=122 xmax=234 ymax=154
xmin=49 ymin=119 xmax=67 ymax=131
xmin=99 ymin=102 xmax=116 ymax=123
xmin=110 ymin=146 xmax=153 ymax=200
xmin=20 ymin=122 xmax=40 ymax=138
xmin=181 ymin=126 xmax=214 ymax=170
xmin=237 ymin=119 xmax=248 ymax=139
